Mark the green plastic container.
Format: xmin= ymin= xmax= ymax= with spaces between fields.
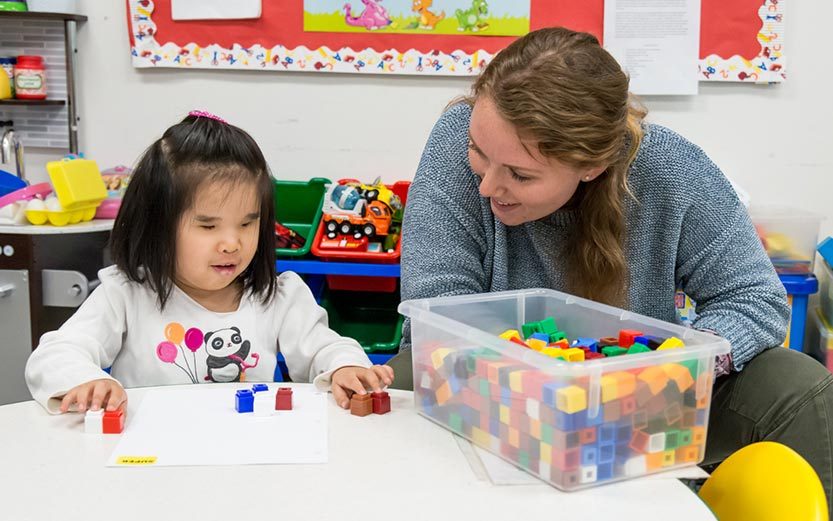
xmin=273 ymin=177 xmax=329 ymax=257
xmin=320 ymin=288 xmax=403 ymax=354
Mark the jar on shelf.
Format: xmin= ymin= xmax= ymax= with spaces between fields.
xmin=14 ymin=55 xmax=47 ymax=100
xmin=0 ymin=57 xmax=15 ymax=98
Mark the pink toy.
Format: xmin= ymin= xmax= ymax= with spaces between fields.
xmin=344 ymin=0 xmax=392 ymax=30
xmin=94 ymin=198 xmax=120 ymax=219
xmin=0 ymin=182 xmax=51 ymax=210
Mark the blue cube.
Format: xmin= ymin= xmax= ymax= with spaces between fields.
xmin=598 ymin=443 xmax=616 ymax=464
xmin=581 ymin=445 xmax=598 ymax=466
xmin=500 ymin=386 xmax=512 ymax=406
xmin=542 ymin=382 xmax=565 ymax=407
xmin=235 ymin=389 xmax=254 ymax=413
xmin=489 ymin=417 xmax=500 ymax=437
xmin=574 ymin=337 xmax=599 ymax=353
xmin=616 ymin=423 xmax=632 ymax=443
xmin=555 ymin=410 xmax=585 ymax=431
xmin=599 ymin=423 xmax=617 ymax=443
xmin=585 ymin=407 xmax=604 ymax=428
xmin=530 ymin=332 xmax=550 ymax=343
xmin=818 ymin=237 xmax=833 ymax=267
xmin=597 ymin=461 xmax=614 ymax=481
xmin=461 ymin=405 xmax=480 ymax=426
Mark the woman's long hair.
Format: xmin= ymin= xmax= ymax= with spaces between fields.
xmin=466 ymin=27 xmax=647 ymax=306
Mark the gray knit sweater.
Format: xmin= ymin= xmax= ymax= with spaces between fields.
xmin=400 ymin=103 xmax=789 ymax=370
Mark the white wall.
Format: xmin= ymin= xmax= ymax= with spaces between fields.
xmin=25 ymin=0 xmax=833 ymax=237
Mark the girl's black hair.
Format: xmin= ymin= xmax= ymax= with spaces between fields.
xmin=110 ymin=114 xmax=276 ymax=309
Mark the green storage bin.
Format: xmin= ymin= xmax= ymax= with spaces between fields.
xmin=320 ymin=288 xmax=403 ymax=353
xmin=273 ymin=177 xmax=329 ymax=257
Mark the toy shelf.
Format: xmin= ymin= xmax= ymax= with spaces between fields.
xmin=0 ymin=11 xmax=87 ymax=22
xmin=275 ymin=259 xmax=400 ymax=277
xmin=276 ymin=259 xmax=402 ymax=365
xmin=0 ymin=99 xmax=66 ymax=106
xmin=0 ymin=9 xmax=86 ymax=152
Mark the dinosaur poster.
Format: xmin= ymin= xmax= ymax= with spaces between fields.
xmin=303 ymin=0 xmax=530 ymax=37
xmin=127 ymin=0 xmax=785 ymax=82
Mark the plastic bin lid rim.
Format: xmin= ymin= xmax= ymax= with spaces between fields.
xmin=398 ymin=288 xmax=730 ymax=366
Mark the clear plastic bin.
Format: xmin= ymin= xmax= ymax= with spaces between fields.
xmin=749 ymin=206 xmax=821 ymax=275
xmin=399 ymin=289 xmax=730 ymax=491
xmin=807 ymin=308 xmax=833 ymax=373
xmin=819 ymin=260 xmax=833 ymax=328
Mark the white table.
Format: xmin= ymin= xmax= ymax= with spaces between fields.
xmin=0 ymin=219 xmax=114 ymax=235
xmin=0 ymin=384 xmax=716 ymax=520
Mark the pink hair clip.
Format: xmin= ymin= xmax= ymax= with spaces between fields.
xmin=188 ymin=110 xmax=227 ymax=124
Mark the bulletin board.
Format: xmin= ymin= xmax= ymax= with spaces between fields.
xmin=127 ymin=0 xmax=785 ymax=82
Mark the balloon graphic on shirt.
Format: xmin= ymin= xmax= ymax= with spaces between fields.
xmin=184 ymin=327 xmax=203 ymax=352
xmin=164 ymin=322 xmax=185 ymax=345
xmin=156 ymin=341 xmax=178 ymax=363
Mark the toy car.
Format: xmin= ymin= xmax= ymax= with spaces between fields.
xmin=353 ymin=178 xmax=402 ymax=212
xmin=322 ymin=178 xmax=402 ymax=240
xmin=274 ymin=222 xmax=306 ymax=249
xmin=323 ymin=199 xmax=392 ymax=240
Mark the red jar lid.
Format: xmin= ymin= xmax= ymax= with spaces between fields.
xmin=16 ymin=56 xmax=44 ymax=67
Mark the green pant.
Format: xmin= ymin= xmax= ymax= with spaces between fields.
xmin=388 ymin=346 xmax=833 ymax=511
xmin=704 ymin=347 xmax=833 ymax=515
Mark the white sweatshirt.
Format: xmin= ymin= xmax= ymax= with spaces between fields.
xmin=25 ymin=266 xmax=372 ymax=413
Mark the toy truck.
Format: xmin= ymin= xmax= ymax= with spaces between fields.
xmin=322 ymin=179 xmax=400 ymax=240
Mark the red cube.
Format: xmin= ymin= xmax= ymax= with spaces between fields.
xmin=618 ymin=329 xmax=644 ymax=349
xmin=371 ymin=391 xmax=391 ymax=415
xmin=509 ymin=337 xmax=529 ymax=348
xmin=102 ymin=409 xmax=125 ymax=434
xmin=275 ymin=387 xmax=293 ymax=410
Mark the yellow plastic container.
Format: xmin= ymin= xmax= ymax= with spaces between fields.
xmin=0 ymin=70 xmax=11 ymax=99
xmin=25 ymin=159 xmax=107 ymax=226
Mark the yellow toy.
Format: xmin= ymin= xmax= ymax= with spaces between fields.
xmin=0 ymin=70 xmax=11 ymax=99
xmin=699 ymin=441 xmax=828 ymax=521
xmin=25 ymin=159 xmax=107 ymax=226
xmin=350 ymin=177 xmax=402 ymax=212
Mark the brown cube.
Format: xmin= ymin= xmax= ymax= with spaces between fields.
xmin=350 ymin=393 xmax=373 ymax=416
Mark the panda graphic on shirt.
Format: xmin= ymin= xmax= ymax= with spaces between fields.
xmin=203 ymin=326 xmax=259 ymax=382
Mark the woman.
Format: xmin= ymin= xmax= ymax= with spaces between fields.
xmin=389 ymin=27 xmax=833 ymax=508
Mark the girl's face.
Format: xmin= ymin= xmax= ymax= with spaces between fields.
xmin=175 ymin=179 xmax=261 ymax=304
xmin=467 ymin=96 xmax=605 ymax=226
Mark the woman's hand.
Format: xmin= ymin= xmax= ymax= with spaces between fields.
xmin=59 ymin=378 xmax=127 ymax=413
xmin=331 ymin=365 xmax=395 ymax=409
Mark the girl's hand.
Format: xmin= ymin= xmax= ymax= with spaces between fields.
xmin=59 ymin=378 xmax=127 ymax=413
xmin=331 ymin=365 xmax=395 ymax=409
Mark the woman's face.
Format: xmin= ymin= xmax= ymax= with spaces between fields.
xmin=467 ymin=96 xmax=604 ymax=226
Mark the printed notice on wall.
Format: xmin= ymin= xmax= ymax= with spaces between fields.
xmin=603 ymin=0 xmax=701 ymax=95
xmin=171 ymin=0 xmax=262 ymax=20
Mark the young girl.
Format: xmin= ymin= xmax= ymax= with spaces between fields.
xmin=391 ymin=27 xmax=833 ymax=510
xmin=25 ymin=111 xmax=393 ymax=414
